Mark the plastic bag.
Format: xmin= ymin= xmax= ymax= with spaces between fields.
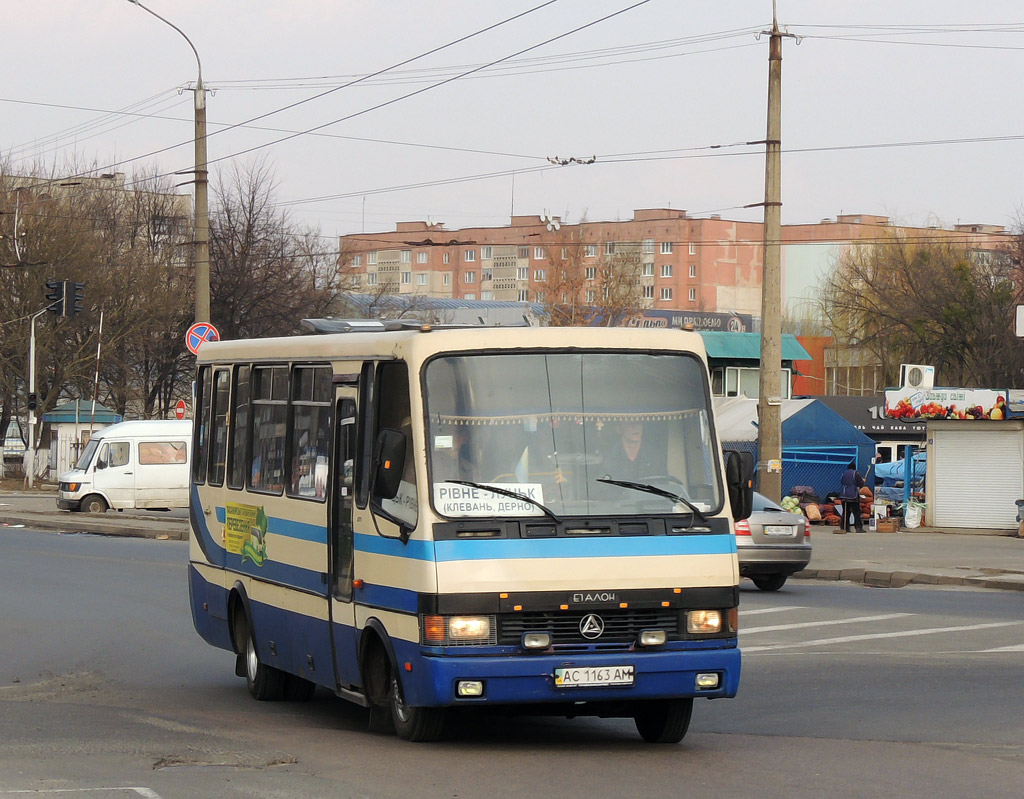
xmin=904 ymin=502 xmax=924 ymax=529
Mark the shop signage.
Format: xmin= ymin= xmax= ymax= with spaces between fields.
xmin=884 ymin=387 xmax=1009 ymax=420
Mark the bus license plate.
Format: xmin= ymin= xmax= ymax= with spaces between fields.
xmin=764 ymin=525 xmax=794 ymax=536
xmin=554 ymin=665 xmax=635 ymax=688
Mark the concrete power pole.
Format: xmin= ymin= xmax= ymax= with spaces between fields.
xmin=194 ymin=75 xmax=210 ymax=324
xmin=756 ymin=5 xmax=789 ymax=502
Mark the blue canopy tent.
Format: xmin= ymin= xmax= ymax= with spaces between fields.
xmin=714 ymin=397 xmax=877 ymax=500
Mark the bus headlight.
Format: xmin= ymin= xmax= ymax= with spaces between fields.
xmin=686 ymin=609 xmax=723 ymax=634
xmin=448 ymin=616 xmax=492 ymax=640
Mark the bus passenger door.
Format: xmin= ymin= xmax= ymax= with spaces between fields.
xmin=329 ymin=394 xmax=361 ymax=690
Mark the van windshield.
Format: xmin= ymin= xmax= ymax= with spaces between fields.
xmin=424 ymin=351 xmax=722 ymax=519
xmin=75 ymin=438 xmax=100 ymax=470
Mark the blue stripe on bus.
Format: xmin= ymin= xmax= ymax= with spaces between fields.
xmin=213 ymin=506 xmax=327 ymax=544
xmin=354 ymin=532 xmax=435 ymax=560
xmin=433 ymin=534 xmax=735 ymax=562
xmin=355 ymin=582 xmax=420 ymax=614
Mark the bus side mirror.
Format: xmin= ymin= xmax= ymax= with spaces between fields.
xmin=725 ymin=449 xmax=754 ymax=521
xmin=372 ymin=428 xmax=406 ymax=501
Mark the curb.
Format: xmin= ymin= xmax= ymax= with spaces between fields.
xmin=0 ymin=513 xmax=186 ymax=541
xmin=793 ymin=567 xmax=1024 ymax=592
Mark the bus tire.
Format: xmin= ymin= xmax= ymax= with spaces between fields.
xmin=634 ymin=698 xmax=693 ymax=744
xmin=235 ymin=607 xmax=285 ymax=701
xmin=81 ymin=494 xmax=108 ymax=514
xmin=389 ymin=672 xmax=445 ymax=742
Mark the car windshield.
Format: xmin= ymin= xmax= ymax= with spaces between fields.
xmin=74 ymin=438 xmax=100 ymax=470
xmin=424 ymin=351 xmax=722 ymax=519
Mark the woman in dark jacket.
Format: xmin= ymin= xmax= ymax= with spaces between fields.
xmin=839 ymin=461 xmax=866 ymax=532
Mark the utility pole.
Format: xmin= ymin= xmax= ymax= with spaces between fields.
xmin=755 ymin=2 xmax=793 ymax=502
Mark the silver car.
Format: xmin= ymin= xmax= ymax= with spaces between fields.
xmin=734 ymin=491 xmax=812 ymax=591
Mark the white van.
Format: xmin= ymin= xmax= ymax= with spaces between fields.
xmin=57 ymin=420 xmax=192 ymax=513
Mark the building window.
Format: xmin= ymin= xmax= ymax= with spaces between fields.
xmin=605 ymin=242 xmax=615 ymax=255
xmin=464 ymin=249 xmax=476 ymax=262
xmin=416 ymin=273 xmax=428 ymax=286
xmin=585 ymin=290 xmax=596 ymax=302
xmin=519 ymin=246 xmax=529 ymax=259
xmin=482 ymin=245 xmax=493 ymax=260
xmin=689 ymin=242 xmax=697 ymax=255
xmin=401 ymin=271 xmax=411 ymax=285
xmin=481 ymin=290 xmax=493 ymax=300
xmin=561 ymin=247 xmax=568 ymax=259
xmin=717 ymin=366 xmax=792 ymax=400
xmin=518 ymin=290 xmax=529 ymax=301
xmin=585 ymin=244 xmax=597 ymax=258
xmin=353 ymin=254 xmax=363 ymax=267
xmin=368 ymin=251 xmax=378 ymax=265
xmin=689 ymin=264 xmax=696 ymax=278
xmin=535 ymin=290 xmax=545 ymax=302
xmin=443 ymin=252 xmax=450 ymax=264
xmin=688 ymin=288 xmax=696 ymax=301
xmin=585 ymin=267 xmax=596 ymax=280
xmin=660 ymin=242 xmax=673 ymax=254
xmin=367 ymin=273 xmax=378 ymax=285
xmin=661 ymin=264 xmax=672 ymax=278
xmin=643 ymin=284 xmax=654 ymax=299
xmin=534 ymin=246 xmax=545 ymax=260
xmin=464 ymin=292 xmax=476 ymax=300
xmin=660 ymin=287 xmax=673 ymax=301
xmin=642 ymin=238 xmax=654 ymax=254
xmin=482 ymin=268 xmax=493 ymax=282
xmin=442 ymin=273 xmax=451 ymax=285
xmin=417 ymin=251 xmax=428 ymax=264
xmin=517 ymin=267 xmax=528 ymax=280
xmin=401 ymin=250 xmax=411 ymax=264
xmin=465 ymin=271 xmax=476 ymax=283
xmin=642 ymin=264 xmax=654 ymax=277
xmin=534 ymin=269 xmax=546 ymax=281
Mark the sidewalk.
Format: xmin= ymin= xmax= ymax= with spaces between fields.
xmin=3 ymin=488 xmax=1024 ymax=590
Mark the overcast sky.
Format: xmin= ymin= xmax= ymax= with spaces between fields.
xmin=7 ymin=1 xmax=1024 ymax=238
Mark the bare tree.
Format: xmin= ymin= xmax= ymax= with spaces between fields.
xmin=817 ymin=230 xmax=1024 ymax=388
xmin=210 ymin=160 xmax=343 ymax=339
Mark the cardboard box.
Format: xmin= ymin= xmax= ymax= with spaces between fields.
xmin=876 ymin=518 xmax=901 ymax=533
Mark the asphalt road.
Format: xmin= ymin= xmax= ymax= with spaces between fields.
xmin=2 ymin=528 xmax=1022 ymax=799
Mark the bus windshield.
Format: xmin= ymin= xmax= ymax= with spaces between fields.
xmin=424 ymin=351 xmax=721 ymax=519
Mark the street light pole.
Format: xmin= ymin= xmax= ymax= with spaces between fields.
xmin=127 ymin=0 xmax=210 ymax=324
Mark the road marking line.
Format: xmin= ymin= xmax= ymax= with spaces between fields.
xmin=743 ymin=613 xmax=911 ymax=634
xmin=740 ymin=605 xmax=807 ymax=616
xmin=0 ymin=790 xmax=162 ymax=798
xmin=978 ymin=643 xmax=1024 ymax=652
xmin=744 ymin=620 xmax=1024 ymax=652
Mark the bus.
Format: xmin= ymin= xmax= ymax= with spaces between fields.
xmin=188 ymin=321 xmax=752 ymax=743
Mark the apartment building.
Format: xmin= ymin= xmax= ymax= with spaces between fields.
xmin=339 ymin=209 xmax=1009 ymax=322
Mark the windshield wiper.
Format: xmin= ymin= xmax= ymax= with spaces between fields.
xmin=444 ymin=480 xmax=562 ymax=523
xmin=596 ymin=477 xmax=708 ymax=523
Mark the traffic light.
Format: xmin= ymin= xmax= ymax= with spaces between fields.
xmin=27 ymin=393 xmax=37 ymax=412
xmin=67 ymin=281 xmax=84 ymax=316
xmin=45 ymin=280 xmax=65 ymax=316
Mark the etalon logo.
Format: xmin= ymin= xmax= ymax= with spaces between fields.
xmin=579 ymin=614 xmax=605 ymax=640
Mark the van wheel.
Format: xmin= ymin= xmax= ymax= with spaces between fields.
xmin=235 ymin=608 xmax=285 ymax=701
xmin=389 ymin=673 xmax=445 ymax=742
xmin=634 ymin=698 xmax=693 ymax=744
xmin=81 ymin=495 xmax=108 ymax=514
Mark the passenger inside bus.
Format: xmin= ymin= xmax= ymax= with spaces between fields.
xmin=601 ymin=420 xmax=663 ymax=480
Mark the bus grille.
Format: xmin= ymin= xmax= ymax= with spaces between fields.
xmin=499 ymin=609 xmax=679 ymax=646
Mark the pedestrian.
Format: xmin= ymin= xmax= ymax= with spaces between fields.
xmin=839 ymin=460 xmax=866 ymax=532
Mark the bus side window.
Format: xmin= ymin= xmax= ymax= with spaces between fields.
xmin=193 ymin=365 xmax=212 ymax=484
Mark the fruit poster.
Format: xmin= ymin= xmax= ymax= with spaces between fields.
xmin=884 ymin=387 xmax=1008 ymax=420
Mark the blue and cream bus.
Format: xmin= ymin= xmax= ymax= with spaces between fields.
xmin=188 ymin=321 xmax=752 ymax=743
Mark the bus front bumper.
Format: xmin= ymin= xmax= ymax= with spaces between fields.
xmin=397 ymin=645 xmax=741 ymax=708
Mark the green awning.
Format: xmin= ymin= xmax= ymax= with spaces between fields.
xmin=699 ymin=331 xmax=811 ymax=361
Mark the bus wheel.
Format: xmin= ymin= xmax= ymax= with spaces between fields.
xmin=81 ymin=494 xmax=108 ymax=514
xmin=634 ymin=698 xmax=693 ymax=744
xmin=389 ymin=672 xmax=445 ymax=742
xmin=235 ymin=608 xmax=285 ymax=701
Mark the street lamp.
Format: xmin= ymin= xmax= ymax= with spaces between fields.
xmin=126 ymin=0 xmax=210 ymax=324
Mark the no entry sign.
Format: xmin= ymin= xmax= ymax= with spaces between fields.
xmin=175 ymin=399 xmax=187 ymax=420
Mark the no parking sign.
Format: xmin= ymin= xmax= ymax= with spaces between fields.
xmin=185 ymin=322 xmax=220 ymax=355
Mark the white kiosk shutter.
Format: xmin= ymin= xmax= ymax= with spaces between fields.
xmin=931 ymin=426 xmax=1023 ymax=529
